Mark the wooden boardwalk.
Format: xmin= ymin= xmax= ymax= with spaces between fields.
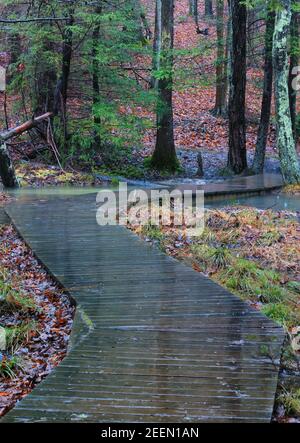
xmin=2 ymin=191 xmax=284 ymax=423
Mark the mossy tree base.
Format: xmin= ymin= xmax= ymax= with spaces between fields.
xmin=273 ymin=0 xmax=300 ymax=185
xmin=0 ymin=144 xmax=19 ymax=188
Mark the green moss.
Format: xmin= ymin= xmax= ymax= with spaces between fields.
xmin=218 ymin=166 xmax=234 ymax=177
xmin=95 ymin=164 xmax=145 ymax=180
xmin=144 ymin=156 xmax=182 ymax=175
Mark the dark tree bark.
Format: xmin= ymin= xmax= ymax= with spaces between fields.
xmin=205 ymin=0 xmax=214 ymax=17
xmin=0 ymin=144 xmax=18 ymax=188
xmin=252 ymin=7 xmax=275 ymax=174
xmin=189 ymin=0 xmax=199 ymax=28
xmin=53 ymin=10 xmax=74 ymax=152
xmin=213 ymin=0 xmax=227 ymax=116
xmin=151 ymin=0 xmax=178 ymax=171
xmin=8 ymin=33 xmax=21 ymax=65
xmin=273 ymin=0 xmax=300 ymax=184
xmin=288 ymin=8 xmax=299 ymax=141
xmin=227 ymin=0 xmax=247 ymax=174
xmin=223 ymin=0 xmax=232 ymax=113
xmin=189 ymin=0 xmax=195 ymax=15
xmin=35 ymin=37 xmax=57 ymax=114
xmin=92 ymin=5 xmax=102 ymax=152
xmin=151 ymin=0 xmax=161 ymax=89
xmin=61 ymin=17 xmax=74 ymax=112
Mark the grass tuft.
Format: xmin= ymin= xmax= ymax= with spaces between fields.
xmin=277 ymin=387 xmax=300 ymax=416
xmin=0 ymin=354 xmax=23 ymax=379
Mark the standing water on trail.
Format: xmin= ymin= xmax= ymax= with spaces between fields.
xmin=206 ymin=193 xmax=300 ymax=212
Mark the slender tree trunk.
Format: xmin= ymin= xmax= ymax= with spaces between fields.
xmin=224 ymin=0 xmax=231 ymax=111
xmin=189 ymin=0 xmax=195 ymax=15
xmin=288 ymin=7 xmax=299 ymax=141
xmin=213 ymin=0 xmax=227 ymax=116
xmin=61 ymin=15 xmax=74 ymax=117
xmin=36 ymin=37 xmax=57 ymax=114
xmin=0 ymin=143 xmax=18 ymax=188
xmin=252 ymin=7 xmax=275 ymax=174
xmin=194 ymin=0 xmax=199 ymax=28
xmin=273 ymin=0 xmax=300 ymax=184
xmin=53 ymin=11 xmax=74 ymax=152
xmin=151 ymin=0 xmax=162 ymax=89
xmin=228 ymin=0 xmax=247 ymax=174
xmin=189 ymin=0 xmax=199 ymax=27
xmin=205 ymin=0 xmax=213 ymax=17
xmin=151 ymin=0 xmax=178 ymax=171
xmin=92 ymin=5 xmax=102 ymax=152
xmin=247 ymin=5 xmax=257 ymax=67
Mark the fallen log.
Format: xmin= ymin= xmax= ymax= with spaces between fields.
xmin=0 ymin=112 xmax=52 ymax=142
xmin=0 ymin=112 xmax=52 ymax=188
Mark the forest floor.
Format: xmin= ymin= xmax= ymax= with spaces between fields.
xmin=0 ymin=199 xmax=74 ymax=417
xmin=128 ymin=205 xmax=300 ymax=423
xmin=7 ymin=150 xmax=286 ymax=188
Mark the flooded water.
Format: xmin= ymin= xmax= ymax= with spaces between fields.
xmin=7 ymin=186 xmax=106 ymax=198
xmin=206 ymin=192 xmax=300 ymax=212
xmin=5 ymin=184 xmax=300 ymax=213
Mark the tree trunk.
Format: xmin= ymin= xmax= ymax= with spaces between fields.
xmin=151 ymin=0 xmax=178 ymax=171
xmin=213 ymin=0 xmax=227 ymax=116
xmin=36 ymin=37 xmax=57 ymax=114
xmin=224 ymin=0 xmax=232 ymax=113
xmin=252 ymin=7 xmax=275 ymax=174
xmin=189 ymin=0 xmax=195 ymax=15
xmin=54 ymin=11 xmax=74 ymax=152
xmin=247 ymin=5 xmax=258 ymax=67
xmin=273 ymin=0 xmax=300 ymax=184
xmin=61 ymin=16 xmax=74 ymax=113
xmin=8 ymin=33 xmax=21 ymax=65
xmin=228 ymin=0 xmax=247 ymax=174
xmin=288 ymin=7 xmax=299 ymax=141
xmin=151 ymin=0 xmax=162 ymax=89
xmin=0 ymin=144 xmax=18 ymax=188
xmin=92 ymin=5 xmax=102 ymax=153
xmin=189 ymin=0 xmax=199 ymax=28
xmin=205 ymin=0 xmax=213 ymax=17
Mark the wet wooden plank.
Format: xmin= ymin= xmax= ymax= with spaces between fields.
xmin=2 ymin=191 xmax=285 ymax=423
xmin=165 ymin=173 xmax=283 ymax=198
